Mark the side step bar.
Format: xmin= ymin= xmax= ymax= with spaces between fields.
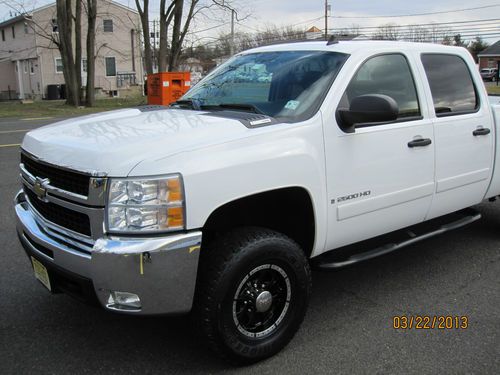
xmin=317 ymin=208 xmax=481 ymax=269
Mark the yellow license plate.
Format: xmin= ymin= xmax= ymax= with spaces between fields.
xmin=31 ymin=256 xmax=51 ymax=291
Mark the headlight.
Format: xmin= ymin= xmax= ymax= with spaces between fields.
xmin=106 ymin=175 xmax=184 ymax=233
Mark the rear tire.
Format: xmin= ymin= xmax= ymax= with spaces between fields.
xmin=194 ymin=227 xmax=312 ymax=364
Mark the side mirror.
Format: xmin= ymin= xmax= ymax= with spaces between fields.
xmin=337 ymin=94 xmax=399 ymax=133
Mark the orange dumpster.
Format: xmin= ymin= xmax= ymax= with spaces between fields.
xmin=147 ymin=72 xmax=191 ymax=105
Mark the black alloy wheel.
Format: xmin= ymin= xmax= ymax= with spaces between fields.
xmin=194 ymin=227 xmax=312 ymax=364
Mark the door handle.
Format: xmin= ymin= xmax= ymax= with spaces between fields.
xmin=408 ymin=138 xmax=432 ymax=148
xmin=473 ymin=128 xmax=491 ymax=136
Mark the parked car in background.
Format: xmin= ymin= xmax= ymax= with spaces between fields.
xmin=480 ymin=67 xmax=498 ymax=81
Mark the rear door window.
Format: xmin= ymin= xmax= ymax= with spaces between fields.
xmin=421 ymin=54 xmax=478 ymax=116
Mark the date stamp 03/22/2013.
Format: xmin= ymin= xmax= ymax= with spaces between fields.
xmin=393 ymin=316 xmax=469 ymax=330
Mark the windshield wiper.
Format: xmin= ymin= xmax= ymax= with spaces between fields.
xmin=217 ymin=103 xmax=264 ymax=114
xmin=171 ymin=99 xmax=202 ymax=110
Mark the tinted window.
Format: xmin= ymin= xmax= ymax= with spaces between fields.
xmin=421 ymin=54 xmax=478 ymax=116
xmin=339 ymin=54 xmax=420 ymax=120
xmin=182 ymin=51 xmax=348 ymax=122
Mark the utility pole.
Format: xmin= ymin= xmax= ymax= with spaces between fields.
xmin=324 ymin=0 xmax=328 ymax=40
xmin=152 ymin=20 xmax=157 ymax=72
xmin=221 ymin=1 xmax=236 ymax=56
xmin=230 ymin=9 xmax=235 ymax=56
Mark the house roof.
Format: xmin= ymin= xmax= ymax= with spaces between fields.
xmin=306 ymin=26 xmax=322 ymax=33
xmin=478 ymin=40 xmax=500 ymax=56
xmin=0 ymin=0 xmax=138 ymax=24
xmin=0 ymin=14 xmax=30 ymax=29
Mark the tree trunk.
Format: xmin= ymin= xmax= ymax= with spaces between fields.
xmin=135 ymin=0 xmax=154 ymax=75
xmin=56 ymin=0 xmax=80 ymax=106
xmin=75 ymin=0 xmax=82 ymax=103
xmin=86 ymin=0 xmax=97 ymax=106
xmin=168 ymin=0 xmax=198 ymax=71
xmin=168 ymin=0 xmax=183 ymax=71
xmin=159 ymin=0 xmax=176 ymax=72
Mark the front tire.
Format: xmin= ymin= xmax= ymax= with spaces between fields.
xmin=194 ymin=227 xmax=312 ymax=364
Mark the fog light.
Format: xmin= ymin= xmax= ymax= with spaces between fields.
xmin=107 ymin=291 xmax=141 ymax=311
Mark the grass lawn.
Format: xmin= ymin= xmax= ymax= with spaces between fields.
xmin=0 ymin=96 xmax=148 ymax=119
xmin=486 ymin=84 xmax=500 ymax=96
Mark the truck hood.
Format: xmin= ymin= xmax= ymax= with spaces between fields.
xmin=21 ymin=108 xmax=249 ymax=176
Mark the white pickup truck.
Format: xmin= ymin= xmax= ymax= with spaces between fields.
xmin=15 ymin=41 xmax=500 ymax=363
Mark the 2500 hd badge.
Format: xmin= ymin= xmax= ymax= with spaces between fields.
xmin=332 ymin=190 xmax=371 ymax=204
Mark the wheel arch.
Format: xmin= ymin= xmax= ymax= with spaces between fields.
xmin=202 ymin=186 xmax=316 ymax=258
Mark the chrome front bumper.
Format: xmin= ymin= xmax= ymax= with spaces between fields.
xmin=15 ymin=190 xmax=202 ymax=315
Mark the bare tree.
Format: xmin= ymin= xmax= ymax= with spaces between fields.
xmin=164 ymin=0 xmax=200 ymax=71
xmin=56 ymin=0 xmax=81 ymax=106
xmin=406 ymin=25 xmax=425 ymax=42
xmin=85 ymin=0 xmax=97 ymax=106
xmin=208 ymin=25 xmax=307 ymax=56
xmin=134 ymin=0 xmax=154 ymax=75
xmin=75 ymin=0 xmax=82 ymax=102
xmin=136 ymin=0 xmax=245 ymax=72
xmin=158 ymin=0 xmax=176 ymax=72
xmin=373 ymin=24 xmax=399 ymax=41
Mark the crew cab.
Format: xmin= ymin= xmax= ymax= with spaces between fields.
xmin=14 ymin=41 xmax=500 ymax=364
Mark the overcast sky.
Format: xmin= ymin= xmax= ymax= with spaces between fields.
xmin=1 ymin=0 xmax=499 ymax=43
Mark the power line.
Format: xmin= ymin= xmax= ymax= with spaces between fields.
xmin=198 ymin=26 xmax=500 ymax=50
xmin=188 ymin=16 xmax=500 ymax=48
xmin=188 ymin=22 xmax=230 ymax=35
xmin=331 ymin=4 xmax=500 ymax=18
xmin=232 ymin=18 xmax=500 ymax=39
xmin=333 ymin=18 xmax=500 ymax=30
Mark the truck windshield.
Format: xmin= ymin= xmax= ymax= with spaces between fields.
xmin=180 ymin=51 xmax=349 ymax=122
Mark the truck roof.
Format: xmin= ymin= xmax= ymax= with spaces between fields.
xmin=243 ymin=40 xmax=468 ymax=56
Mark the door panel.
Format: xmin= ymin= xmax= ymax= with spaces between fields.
xmin=325 ymin=122 xmax=435 ymax=249
xmin=324 ymin=53 xmax=435 ymax=250
xmin=428 ymin=113 xmax=493 ymax=218
xmin=420 ymin=53 xmax=494 ymax=219
xmin=337 ymin=182 xmax=435 ymax=221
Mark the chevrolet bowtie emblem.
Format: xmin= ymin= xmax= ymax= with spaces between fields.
xmin=33 ymin=177 xmax=49 ymax=200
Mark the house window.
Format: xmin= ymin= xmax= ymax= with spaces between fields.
xmin=82 ymin=58 xmax=87 ymax=73
xmin=103 ymin=19 xmax=113 ymax=32
xmin=52 ymin=19 xmax=58 ymax=33
xmin=1 ymin=29 xmax=5 ymax=41
xmin=30 ymin=60 xmax=35 ymax=74
xmin=24 ymin=22 xmax=29 ymax=34
xmin=23 ymin=61 xmax=28 ymax=74
xmin=105 ymin=57 xmax=116 ymax=76
xmin=11 ymin=25 xmax=15 ymax=39
xmin=55 ymin=58 xmax=63 ymax=73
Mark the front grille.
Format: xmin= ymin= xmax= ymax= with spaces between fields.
xmin=21 ymin=152 xmax=90 ymax=196
xmin=24 ymin=186 xmax=91 ymax=236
